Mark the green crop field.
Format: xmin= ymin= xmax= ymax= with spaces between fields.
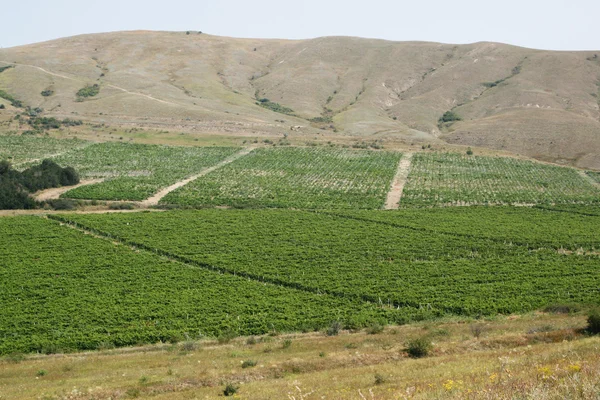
xmin=331 ymin=206 xmax=600 ymax=251
xmin=46 ymin=143 xmax=240 ymax=201
xmin=0 ymin=216 xmax=402 ymax=355
xmin=55 ymin=209 xmax=600 ymax=320
xmin=161 ymin=147 xmax=402 ymax=209
xmin=0 ymin=135 xmax=90 ymax=166
xmin=587 ymin=171 xmax=600 ymax=184
xmin=401 ymin=152 xmax=600 ymax=207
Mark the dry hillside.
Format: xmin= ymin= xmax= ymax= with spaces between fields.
xmin=1 ymin=31 xmax=599 ymax=169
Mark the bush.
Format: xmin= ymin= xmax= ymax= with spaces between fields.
xmin=0 ymin=104 xmax=5 ymax=109
xmin=587 ymin=309 xmax=600 ymax=334
xmin=366 ymin=322 xmax=384 ymax=335
xmin=77 ymin=84 xmax=100 ymax=98
xmin=241 ymin=359 xmax=257 ymax=368
xmin=108 ymin=202 xmax=136 ymax=210
xmin=41 ymin=90 xmax=54 ymax=97
xmin=0 ymin=89 xmax=23 ymax=107
xmin=282 ymin=339 xmax=292 ymax=349
xmin=438 ymin=111 xmax=462 ymax=124
xmin=258 ymin=100 xmax=294 ymax=115
xmin=405 ymin=336 xmax=432 ymax=358
xmin=47 ymin=199 xmax=77 ymax=211
xmin=326 ymin=321 xmax=342 ymax=336
xmin=466 ymin=147 xmax=474 ymax=156
xmin=223 ymin=383 xmax=238 ymax=396
xmin=544 ymin=304 xmax=580 ymax=314
xmin=374 ymin=373 xmax=386 ymax=385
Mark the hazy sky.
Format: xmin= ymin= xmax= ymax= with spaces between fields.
xmin=2 ymin=0 xmax=599 ymax=50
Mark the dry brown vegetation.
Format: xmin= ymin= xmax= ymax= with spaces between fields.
xmin=1 ymin=312 xmax=598 ymax=399
xmin=0 ymin=32 xmax=599 ymax=169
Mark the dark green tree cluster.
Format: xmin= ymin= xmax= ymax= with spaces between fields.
xmin=0 ymin=159 xmax=79 ymax=209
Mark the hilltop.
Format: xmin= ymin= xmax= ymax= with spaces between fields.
xmin=0 ymin=31 xmax=599 ymax=169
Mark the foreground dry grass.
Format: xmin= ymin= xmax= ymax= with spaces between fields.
xmin=1 ymin=313 xmax=598 ymax=399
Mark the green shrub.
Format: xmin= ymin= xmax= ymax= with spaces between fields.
xmin=466 ymin=147 xmax=473 ymax=156
xmin=258 ymin=100 xmax=294 ymax=115
xmin=108 ymin=202 xmax=136 ymax=210
xmin=41 ymin=90 xmax=54 ymax=97
xmin=405 ymin=336 xmax=432 ymax=358
xmin=223 ymin=383 xmax=238 ymax=396
xmin=241 ymin=359 xmax=257 ymax=368
xmin=0 ymin=89 xmax=23 ymax=107
xmin=366 ymin=322 xmax=384 ymax=335
xmin=438 ymin=111 xmax=462 ymax=124
xmin=587 ymin=309 xmax=600 ymax=334
xmin=326 ymin=321 xmax=342 ymax=336
xmin=374 ymin=373 xmax=386 ymax=385
xmin=0 ymin=104 xmax=5 ymax=109
xmin=0 ymin=65 xmax=13 ymax=73
xmin=544 ymin=304 xmax=580 ymax=314
xmin=36 ymin=369 xmax=47 ymax=377
xmin=48 ymin=199 xmax=77 ymax=211
xmin=77 ymin=84 xmax=100 ymax=98
xmin=282 ymin=339 xmax=292 ymax=349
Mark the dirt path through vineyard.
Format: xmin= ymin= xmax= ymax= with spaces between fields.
xmin=140 ymin=146 xmax=256 ymax=206
xmin=33 ymin=178 xmax=105 ymax=201
xmin=384 ymin=153 xmax=413 ymax=209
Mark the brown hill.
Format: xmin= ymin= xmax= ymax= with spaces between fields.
xmin=1 ymin=31 xmax=599 ymax=169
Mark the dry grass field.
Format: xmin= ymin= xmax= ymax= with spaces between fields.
xmin=1 ymin=312 xmax=598 ymax=399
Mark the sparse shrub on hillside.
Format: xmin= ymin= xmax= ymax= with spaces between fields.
xmin=366 ymin=322 xmax=384 ymax=335
xmin=327 ymin=321 xmax=342 ymax=336
xmin=587 ymin=309 xmax=600 ymax=334
xmin=76 ymin=84 xmax=100 ymax=99
xmin=0 ymin=65 xmax=13 ymax=73
xmin=466 ymin=147 xmax=473 ymax=155
xmin=438 ymin=111 xmax=462 ymax=124
xmin=543 ymin=304 xmax=581 ymax=314
xmin=108 ymin=203 xmax=136 ymax=210
xmin=257 ymin=100 xmax=294 ymax=115
xmin=374 ymin=373 xmax=387 ymax=385
xmin=47 ymin=199 xmax=77 ymax=211
xmin=0 ymin=104 xmax=5 ymax=109
xmin=41 ymin=89 xmax=54 ymax=97
xmin=223 ymin=383 xmax=238 ymax=396
xmin=241 ymin=359 xmax=257 ymax=368
xmin=406 ymin=336 xmax=432 ymax=358
xmin=0 ymin=89 xmax=23 ymax=108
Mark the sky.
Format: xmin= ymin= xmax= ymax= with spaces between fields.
xmin=1 ymin=0 xmax=599 ymax=51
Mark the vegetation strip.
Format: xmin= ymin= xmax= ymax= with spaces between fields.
xmin=53 ymin=209 xmax=600 ymax=317
xmin=47 ymin=214 xmax=422 ymax=310
xmin=1 ymin=216 xmax=400 ymax=354
xmin=319 ymin=211 xmax=566 ymax=252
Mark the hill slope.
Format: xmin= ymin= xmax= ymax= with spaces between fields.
xmin=1 ymin=31 xmax=599 ymax=168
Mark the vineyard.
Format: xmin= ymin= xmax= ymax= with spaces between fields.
xmin=333 ymin=206 xmax=600 ymax=251
xmin=55 ymin=209 xmax=600 ymax=319
xmin=161 ymin=147 xmax=402 ymax=209
xmin=401 ymin=152 xmax=600 ymax=207
xmin=46 ymin=143 xmax=240 ymax=201
xmin=0 ymin=135 xmax=90 ymax=166
xmin=0 ymin=216 xmax=401 ymax=355
xmin=587 ymin=171 xmax=600 ymax=184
